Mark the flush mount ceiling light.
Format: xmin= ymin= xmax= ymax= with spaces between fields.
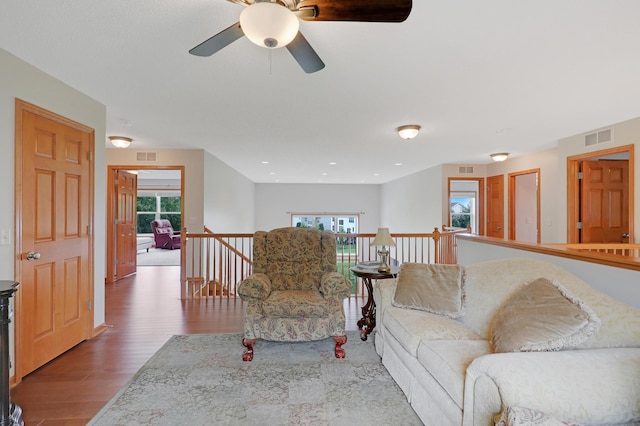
xmin=490 ymin=152 xmax=509 ymax=162
xmin=396 ymin=125 xmax=421 ymax=140
xmin=109 ymin=136 xmax=133 ymax=148
xmin=239 ymin=2 xmax=299 ymax=49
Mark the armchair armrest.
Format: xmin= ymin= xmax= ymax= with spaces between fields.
xmin=463 ymin=348 xmax=640 ymax=426
xmin=320 ymin=272 xmax=351 ymax=299
xmin=237 ymin=273 xmax=272 ymax=302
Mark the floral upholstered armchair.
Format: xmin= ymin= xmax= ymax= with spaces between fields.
xmin=237 ymin=227 xmax=351 ymax=361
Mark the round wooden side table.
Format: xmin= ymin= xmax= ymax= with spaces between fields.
xmin=350 ymin=264 xmax=398 ymax=341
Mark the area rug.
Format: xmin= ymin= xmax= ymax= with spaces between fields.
xmin=137 ymin=248 xmax=180 ymax=266
xmin=88 ymin=331 xmax=421 ymax=425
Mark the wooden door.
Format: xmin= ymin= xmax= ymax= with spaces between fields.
xmin=17 ymin=102 xmax=92 ymax=377
xmin=115 ymin=170 xmax=138 ymax=278
xmin=486 ymin=174 xmax=505 ymax=238
xmin=581 ymin=160 xmax=630 ymax=243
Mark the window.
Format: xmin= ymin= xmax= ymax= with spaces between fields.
xmin=291 ymin=214 xmax=358 ymax=234
xmin=450 ymin=192 xmax=476 ymax=231
xmin=137 ymin=191 xmax=181 ymax=234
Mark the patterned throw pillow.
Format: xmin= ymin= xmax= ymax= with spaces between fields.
xmin=392 ymin=263 xmax=465 ymax=318
xmin=490 ymin=278 xmax=601 ymax=353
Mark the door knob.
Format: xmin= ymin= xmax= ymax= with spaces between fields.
xmin=622 ymin=233 xmax=630 ymax=239
xmin=26 ymin=251 xmax=41 ymax=261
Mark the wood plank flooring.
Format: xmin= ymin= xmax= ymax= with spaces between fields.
xmin=10 ymin=266 xmax=366 ymax=425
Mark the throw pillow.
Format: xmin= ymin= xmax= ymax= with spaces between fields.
xmin=392 ymin=263 xmax=465 ymax=318
xmin=490 ymin=278 xmax=601 ymax=353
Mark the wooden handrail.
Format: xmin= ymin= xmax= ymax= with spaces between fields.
xmin=456 ymin=234 xmax=640 ymax=272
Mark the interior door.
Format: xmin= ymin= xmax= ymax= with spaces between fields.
xmin=581 ymin=160 xmax=630 ymax=243
xmin=17 ymin=103 xmax=92 ymax=377
xmin=115 ymin=170 xmax=138 ymax=278
xmin=486 ymin=174 xmax=505 ymax=238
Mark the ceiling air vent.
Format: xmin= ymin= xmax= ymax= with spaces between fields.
xmin=136 ymin=151 xmax=158 ymax=162
xmin=458 ymin=166 xmax=474 ymax=174
xmin=584 ymin=129 xmax=612 ymax=146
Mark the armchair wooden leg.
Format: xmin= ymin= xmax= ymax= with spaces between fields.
xmin=242 ymin=338 xmax=256 ymax=362
xmin=333 ymin=335 xmax=347 ymax=359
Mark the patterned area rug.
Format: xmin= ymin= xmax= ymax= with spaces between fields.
xmin=88 ymin=331 xmax=421 ymax=425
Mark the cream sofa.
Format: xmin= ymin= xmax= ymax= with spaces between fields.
xmin=372 ymin=258 xmax=640 ymax=426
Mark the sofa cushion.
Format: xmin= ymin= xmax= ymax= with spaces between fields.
xmin=494 ymin=406 xmax=583 ymax=426
xmin=262 ymin=290 xmax=328 ymax=318
xmin=384 ymin=306 xmax=482 ymax=356
xmin=392 ymin=263 xmax=465 ymax=318
xmin=416 ymin=340 xmax=491 ymax=409
xmin=490 ymin=278 xmax=601 ymax=352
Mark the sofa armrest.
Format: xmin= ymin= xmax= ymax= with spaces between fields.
xmin=320 ymin=272 xmax=351 ymax=299
xmin=237 ymin=273 xmax=272 ymax=302
xmin=372 ymin=278 xmax=397 ymax=325
xmin=463 ymin=348 xmax=640 ymax=426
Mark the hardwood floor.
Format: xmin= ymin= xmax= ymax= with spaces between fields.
xmin=10 ymin=266 xmax=366 ymax=425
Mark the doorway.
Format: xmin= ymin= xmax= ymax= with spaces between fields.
xmin=567 ymin=145 xmax=634 ymax=243
xmin=508 ymin=169 xmax=540 ymax=243
xmin=447 ymin=178 xmax=485 ymax=235
xmin=106 ymin=166 xmax=185 ymax=282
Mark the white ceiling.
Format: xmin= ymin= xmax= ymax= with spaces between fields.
xmin=2 ymin=1 xmax=640 ymax=184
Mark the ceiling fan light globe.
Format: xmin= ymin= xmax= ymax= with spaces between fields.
xmin=240 ymin=2 xmax=299 ymax=49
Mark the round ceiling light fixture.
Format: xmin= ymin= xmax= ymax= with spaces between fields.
xmin=490 ymin=152 xmax=509 ymax=162
xmin=240 ymin=2 xmax=299 ymax=49
xmin=396 ymin=125 xmax=421 ymax=140
xmin=108 ymin=136 xmax=133 ymax=148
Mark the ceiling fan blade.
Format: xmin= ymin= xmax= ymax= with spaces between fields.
xmin=298 ymin=0 xmax=412 ymax=22
xmin=189 ymin=22 xmax=244 ymax=57
xmin=286 ymin=32 xmax=325 ymax=74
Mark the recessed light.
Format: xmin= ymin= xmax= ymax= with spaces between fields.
xmin=329 ymin=162 xmax=337 ymax=165
xmin=321 ymin=173 xmax=328 ymax=176
xmin=373 ymin=173 xmax=380 ymax=176
xmin=261 ymin=161 xmax=269 ymax=164
xmin=394 ymin=163 xmax=403 ymax=166
xmin=269 ymin=172 xmax=276 ymax=175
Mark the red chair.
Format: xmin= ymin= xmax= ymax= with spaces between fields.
xmin=151 ymin=220 xmax=181 ymax=250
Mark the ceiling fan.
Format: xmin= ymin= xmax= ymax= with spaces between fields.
xmin=189 ymin=0 xmax=412 ymax=73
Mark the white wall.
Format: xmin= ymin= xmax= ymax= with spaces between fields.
xmin=515 ymin=173 xmax=538 ymax=243
xmin=380 ymin=165 xmax=444 ymax=233
xmin=456 ymin=237 xmax=640 ymax=309
xmin=203 ymin=151 xmax=255 ymax=233
xmin=254 ymin=184 xmax=380 ymax=232
xmin=485 ymin=148 xmax=561 ymax=243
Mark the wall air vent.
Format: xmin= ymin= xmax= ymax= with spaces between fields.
xmin=458 ymin=166 xmax=474 ymax=174
xmin=136 ymin=151 xmax=158 ymax=162
xmin=584 ymin=129 xmax=612 ymax=146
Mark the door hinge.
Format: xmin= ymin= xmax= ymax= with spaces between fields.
xmin=577 ymin=172 xmax=583 ymax=179
xmin=577 ymin=222 xmax=583 ymax=229
xmin=88 ymin=300 xmax=92 ymax=311
xmin=87 ymin=224 xmax=92 ymax=236
xmin=114 ymin=219 xmax=119 ymax=225
xmin=88 ymin=151 xmax=93 ymax=161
